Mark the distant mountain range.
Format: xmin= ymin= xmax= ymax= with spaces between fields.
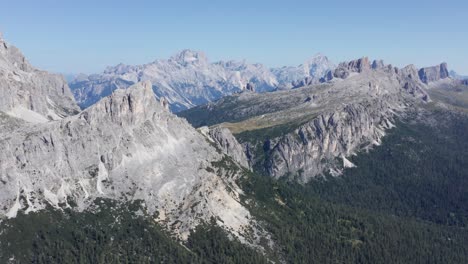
xmin=68 ymin=50 xmax=335 ymax=112
xmin=449 ymin=70 xmax=468 ymax=80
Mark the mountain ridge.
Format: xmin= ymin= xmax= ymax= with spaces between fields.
xmin=69 ymin=50 xmax=335 ymax=112
xmin=179 ymin=58 xmax=461 ymax=181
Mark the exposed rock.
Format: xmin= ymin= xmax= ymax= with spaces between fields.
xmin=348 ymin=57 xmax=371 ymax=72
xmin=207 ymin=126 xmax=250 ymax=168
xmin=70 ymin=52 xmax=335 ymax=111
xmin=265 ymin=97 xmax=401 ymax=181
xmin=0 ymin=37 xmax=80 ymax=121
xmin=418 ymin=63 xmax=450 ymax=84
xmin=245 ymin=82 xmax=255 ymax=92
xmin=319 ymin=70 xmax=334 ymax=83
xmin=272 ymin=53 xmax=336 ymax=89
xmin=0 ymin=38 xmax=266 ymax=245
xmin=372 ymin=60 xmax=385 ymax=69
xmin=398 ymin=65 xmax=430 ymax=101
xmin=292 ymin=76 xmax=315 ymax=88
xmin=70 ymin=50 xmax=279 ymax=112
xmin=0 ymin=81 xmax=263 ymax=243
xmin=333 ymin=57 xmax=371 ymax=79
xmin=181 ymin=59 xmax=434 ymax=182
xmin=159 ymin=96 xmax=169 ymax=110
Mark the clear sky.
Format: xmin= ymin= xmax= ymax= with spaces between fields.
xmin=0 ymin=0 xmax=466 ymax=75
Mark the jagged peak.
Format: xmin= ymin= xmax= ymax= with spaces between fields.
xmin=333 ymin=57 xmax=371 ymax=79
xmin=418 ymin=62 xmax=450 ymax=84
xmin=82 ymin=81 xmax=159 ymax=126
xmin=170 ymin=49 xmax=208 ymax=66
xmin=103 ymin=63 xmax=133 ymax=75
xmin=305 ymin=53 xmax=329 ymax=62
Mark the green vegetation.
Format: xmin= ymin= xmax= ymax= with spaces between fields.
xmin=427 ymin=84 xmax=468 ymax=111
xmin=0 ymin=199 xmax=267 ymax=264
xmin=306 ymin=110 xmax=468 ymax=227
xmin=242 ymin=172 xmax=468 ymax=263
xmin=238 ymin=109 xmax=468 ymax=263
xmin=177 ymin=96 xmax=242 ymax=127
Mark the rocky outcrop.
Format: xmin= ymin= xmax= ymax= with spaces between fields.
xmin=0 ymin=81 xmax=263 ymax=242
xmin=0 ymin=38 xmax=263 ymax=242
xmin=70 ymin=50 xmax=280 ymax=112
xmin=244 ymin=82 xmax=255 ymax=92
xmin=372 ymin=60 xmax=385 ymax=70
xmin=181 ymin=57 xmax=437 ymax=182
xmin=205 ymin=126 xmax=250 ymax=168
xmin=292 ymin=76 xmax=315 ymax=88
xmin=319 ymin=70 xmax=334 ymax=83
xmin=418 ymin=63 xmax=450 ymax=84
xmin=398 ymin=65 xmax=430 ymax=101
xmin=265 ymin=97 xmax=400 ymax=182
xmin=333 ymin=57 xmax=371 ymax=79
xmin=0 ymin=35 xmax=80 ymax=122
xmin=272 ymin=53 xmax=336 ymax=89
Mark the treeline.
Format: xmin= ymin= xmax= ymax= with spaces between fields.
xmin=0 ymin=200 xmax=267 ymax=264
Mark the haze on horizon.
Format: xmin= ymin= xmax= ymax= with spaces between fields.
xmin=0 ymin=0 xmax=466 ymax=75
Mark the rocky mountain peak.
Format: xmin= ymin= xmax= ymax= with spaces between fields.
xmin=170 ymin=49 xmax=208 ymax=66
xmin=82 ymin=80 xmax=157 ymax=126
xmin=333 ymin=57 xmax=371 ymax=79
xmin=418 ymin=63 xmax=450 ymax=84
xmin=349 ymin=57 xmax=371 ymax=72
xmin=244 ymin=82 xmax=255 ymax=92
xmin=305 ymin=53 xmax=331 ymax=65
xmin=372 ymin=59 xmax=385 ymax=69
xmin=0 ymin=36 xmax=79 ymax=122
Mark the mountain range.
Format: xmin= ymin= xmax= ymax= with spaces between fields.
xmin=1 ymin=33 xmax=468 ymax=263
xmin=69 ymin=50 xmax=335 ymax=112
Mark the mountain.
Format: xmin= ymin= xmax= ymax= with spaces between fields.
xmin=0 ymin=35 xmax=80 ymax=123
xmin=418 ymin=62 xmax=450 ymax=84
xmin=0 ymin=37 xmax=266 ymax=248
xmin=69 ymin=51 xmax=335 ymax=112
xmin=179 ymin=58 xmax=461 ymax=182
xmin=3 ymin=34 xmax=468 ymax=263
xmin=271 ymin=53 xmax=335 ymax=89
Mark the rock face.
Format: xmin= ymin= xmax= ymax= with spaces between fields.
xmin=70 ymin=50 xmax=279 ymax=112
xmin=418 ymin=63 xmax=450 ymax=84
xmin=70 ymin=52 xmax=335 ymax=112
xmin=272 ymin=53 xmax=336 ymax=89
xmin=245 ymin=82 xmax=255 ymax=92
xmin=333 ymin=57 xmax=371 ymax=79
xmin=180 ymin=58 xmax=434 ymax=182
xmin=0 ymin=35 xmax=80 ymax=122
xmin=266 ymin=97 xmax=400 ymax=181
xmin=203 ymin=126 xmax=250 ymax=168
xmin=0 ymin=37 xmax=264 ymax=244
xmin=0 ymin=82 xmax=260 ymax=242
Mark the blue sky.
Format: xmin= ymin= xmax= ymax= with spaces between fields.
xmin=0 ymin=0 xmax=467 ymax=74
